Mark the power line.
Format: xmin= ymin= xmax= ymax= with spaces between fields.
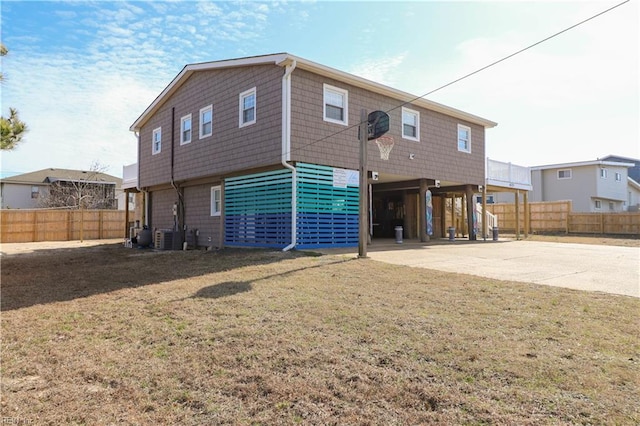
xmin=281 ymin=0 xmax=630 ymax=160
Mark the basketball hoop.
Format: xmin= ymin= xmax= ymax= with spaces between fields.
xmin=375 ymin=136 xmax=395 ymax=160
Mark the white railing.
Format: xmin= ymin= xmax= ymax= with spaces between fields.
xmin=486 ymin=158 xmax=532 ymax=191
xmin=476 ymin=203 xmax=498 ymax=231
xmin=122 ymin=163 xmax=138 ymax=189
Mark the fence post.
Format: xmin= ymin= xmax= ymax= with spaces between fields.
xmin=99 ymin=210 xmax=104 ymax=239
xmin=32 ymin=211 xmax=38 ymax=242
xmin=600 ymin=213 xmax=604 ymax=234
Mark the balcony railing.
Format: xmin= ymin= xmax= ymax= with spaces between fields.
xmin=486 ymin=158 xmax=532 ymax=191
xmin=122 ymin=163 xmax=138 ymax=190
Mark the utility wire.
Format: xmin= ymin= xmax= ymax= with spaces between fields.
xmin=280 ymin=0 xmax=630 ymax=160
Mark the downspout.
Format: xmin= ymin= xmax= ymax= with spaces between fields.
xmin=170 ymin=107 xmax=185 ymax=237
xmin=281 ymin=59 xmax=297 ymax=251
xmin=135 ymin=131 xmax=148 ymax=228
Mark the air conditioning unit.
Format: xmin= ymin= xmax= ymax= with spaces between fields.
xmin=154 ymin=229 xmax=182 ymax=250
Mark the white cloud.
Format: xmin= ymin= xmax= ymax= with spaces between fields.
xmin=348 ymin=53 xmax=408 ymax=87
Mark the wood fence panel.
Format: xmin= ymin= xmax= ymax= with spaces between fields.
xmin=488 ymin=201 xmax=639 ymax=235
xmin=605 ymin=213 xmax=640 ymax=235
xmin=1 ymin=210 xmax=36 ymax=243
xmin=568 ymin=213 xmax=602 ymax=234
xmin=529 ymin=201 xmax=571 ymax=233
xmin=1 ymin=209 xmax=126 ymax=243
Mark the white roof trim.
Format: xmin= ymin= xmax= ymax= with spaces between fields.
xmin=628 ymin=177 xmax=640 ymax=190
xmin=531 ymin=160 xmax=636 ymax=171
xmin=130 ymin=53 xmax=497 ymax=132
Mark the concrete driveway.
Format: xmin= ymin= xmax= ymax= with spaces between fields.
xmin=320 ymin=239 xmax=640 ymax=298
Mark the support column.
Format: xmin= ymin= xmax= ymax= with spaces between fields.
xmin=482 ymin=184 xmax=487 ymax=240
xmin=450 ymin=195 xmax=455 ymax=235
xmin=523 ymin=190 xmax=529 ymax=238
xmin=124 ymin=189 xmax=130 ymax=241
xmin=441 ymin=194 xmax=447 ymax=238
xmin=466 ymin=185 xmax=476 ymax=241
xmin=419 ymin=179 xmax=428 ymax=242
xmin=515 ymin=190 xmax=520 ymax=240
xmin=461 ymin=194 xmax=466 ymax=237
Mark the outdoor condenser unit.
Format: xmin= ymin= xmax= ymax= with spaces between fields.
xmin=154 ymin=229 xmax=182 ymax=250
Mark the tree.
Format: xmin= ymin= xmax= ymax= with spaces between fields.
xmin=1 ymin=43 xmax=28 ymax=151
xmin=38 ymin=162 xmax=117 ymax=210
xmin=1 ymin=108 xmax=28 ymax=151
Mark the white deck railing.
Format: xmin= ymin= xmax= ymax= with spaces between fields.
xmin=486 ymin=158 xmax=532 ymax=191
xmin=476 ymin=203 xmax=498 ymax=231
xmin=122 ymin=163 xmax=138 ymax=189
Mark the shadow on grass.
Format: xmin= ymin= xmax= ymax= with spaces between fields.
xmin=189 ymin=256 xmax=353 ymax=300
xmin=0 ymin=243 xmax=317 ymax=311
xmin=193 ymin=281 xmax=252 ymax=299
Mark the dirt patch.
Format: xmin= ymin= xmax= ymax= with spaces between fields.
xmin=1 ymin=242 xmax=639 ymax=424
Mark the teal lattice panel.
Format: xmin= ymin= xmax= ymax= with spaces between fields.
xmin=225 ymin=169 xmax=293 ymax=248
xmin=296 ymin=163 xmax=359 ymax=249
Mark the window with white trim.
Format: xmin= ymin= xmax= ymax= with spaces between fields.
xmin=600 ymin=168 xmax=607 ymax=179
xmin=457 ymin=124 xmax=471 ymax=153
xmin=31 ymin=186 xmax=39 ymax=199
xmin=210 ymin=186 xmax=221 ymax=216
xmin=152 ymin=127 xmax=162 ymax=154
xmin=558 ymin=169 xmax=572 ymax=179
xmin=609 ymin=202 xmax=614 ymax=211
xmin=615 ymin=172 xmax=622 ymax=182
xmin=323 ymin=84 xmax=348 ymax=125
xmin=180 ymin=114 xmax=192 ymax=145
xmin=595 ymin=200 xmax=602 ymax=210
xmin=239 ymin=88 xmax=256 ymax=127
xmin=200 ymin=105 xmax=213 ymax=139
xmin=401 ymin=107 xmax=420 ymax=141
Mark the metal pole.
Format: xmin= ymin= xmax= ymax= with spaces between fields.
xmin=358 ymin=109 xmax=368 ymax=258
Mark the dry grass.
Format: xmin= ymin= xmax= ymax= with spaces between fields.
xmin=519 ymin=233 xmax=640 ymax=248
xmin=1 ymin=243 xmax=639 ymax=425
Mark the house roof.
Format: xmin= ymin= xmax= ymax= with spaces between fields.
xmin=130 ymin=53 xmax=498 ymax=132
xmin=1 ymin=168 xmax=122 ymax=186
xmin=599 ymin=154 xmax=639 ymax=164
xmin=530 ymin=160 xmax=636 ymax=171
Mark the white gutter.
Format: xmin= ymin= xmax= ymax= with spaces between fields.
xmin=281 ymin=59 xmax=297 ymax=252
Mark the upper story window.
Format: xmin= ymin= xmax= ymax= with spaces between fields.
xmin=457 ymin=124 xmax=471 ymax=153
xmin=402 ymin=107 xmax=420 ymax=141
xmin=239 ymin=88 xmax=256 ymax=127
xmin=210 ymin=186 xmax=221 ymax=216
xmin=323 ymin=84 xmax=348 ymax=126
xmin=152 ymin=127 xmax=162 ymax=155
xmin=558 ymin=169 xmax=572 ymax=179
xmin=600 ymin=168 xmax=607 ymax=179
xmin=200 ymin=105 xmax=213 ymax=139
xmin=180 ymin=114 xmax=192 ymax=145
xmin=615 ymin=172 xmax=622 ymax=182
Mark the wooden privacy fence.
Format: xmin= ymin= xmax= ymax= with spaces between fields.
xmin=1 ymin=209 xmax=126 ymax=243
xmin=486 ymin=201 xmax=640 ymax=235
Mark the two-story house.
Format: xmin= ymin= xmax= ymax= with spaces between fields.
xmin=130 ymin=53 xmax=496 ymax=249
xmin=530 ymin=159 xmax=635 ymax=212
xmin=0 ymin=168 xmax=123 ymax=210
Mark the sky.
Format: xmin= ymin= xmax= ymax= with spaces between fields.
xmin=1 ymin=0 xmax=638 ymax=178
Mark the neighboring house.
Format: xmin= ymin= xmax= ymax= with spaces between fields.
xmin=600 ymin=155 xmax=640 ymax=212
xmin=129 ymin=53 xmax=497 ymax=249
xmin=530 ymin=159 xmax=636 ymax=212
xmin=0 ymin=168 xmax=123 ymax=210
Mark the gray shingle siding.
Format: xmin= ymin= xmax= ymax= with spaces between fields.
xmin=289 ymin=69 xmax=485 ymax=185
xmin=183 ymin=183 xmax=222 ymax=248
xmin=139 ymin=65 xmax=283 ymax=189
